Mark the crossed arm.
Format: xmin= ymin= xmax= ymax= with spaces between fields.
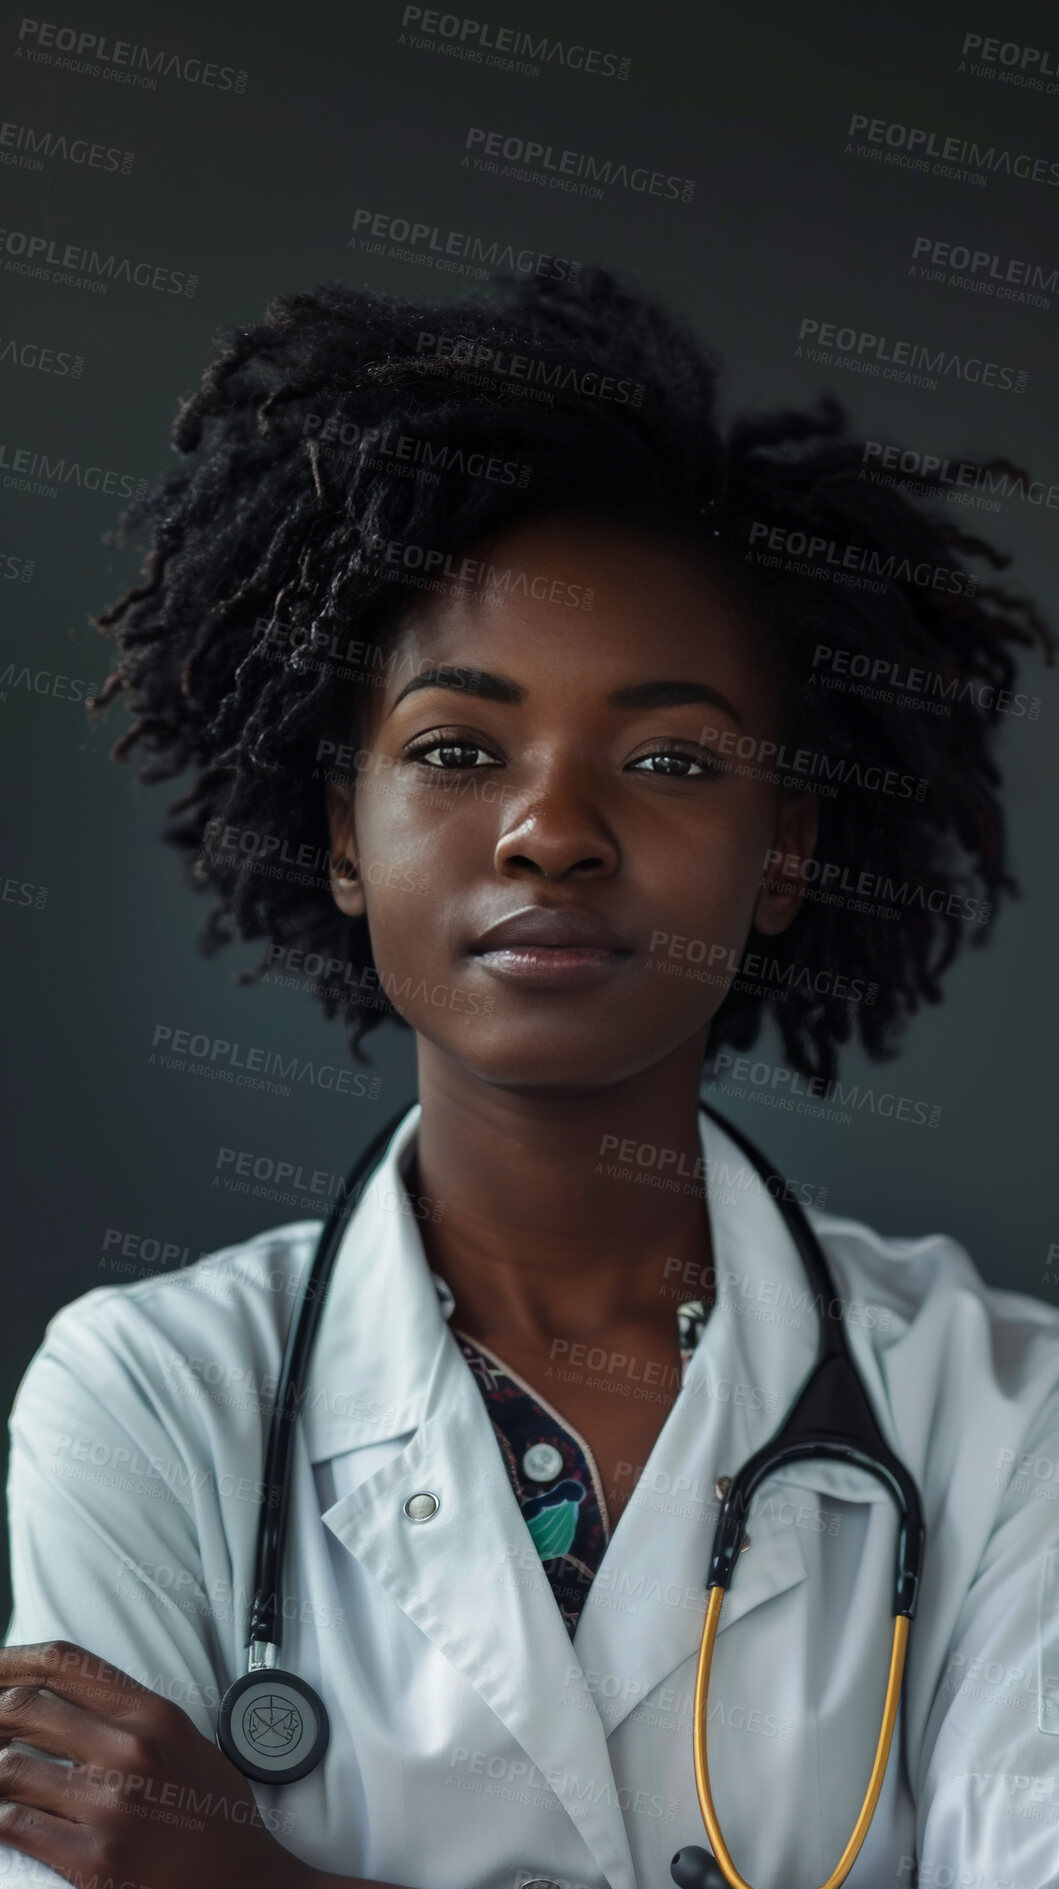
xmin=0 ymin=1637 xmax=407 ymax=1889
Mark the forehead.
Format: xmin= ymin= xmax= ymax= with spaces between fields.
xmin=372 ymin=515 xmax=773 ymax=708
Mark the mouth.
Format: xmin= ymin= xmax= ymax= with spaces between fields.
xmin=469 ymin=907 xmax=634 ymax=991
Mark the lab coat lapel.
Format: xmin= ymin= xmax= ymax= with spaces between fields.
xmin=306 ymin=1104 xmax=637 ymax=1888
xmin=322 ymin=1334 xmax=638 ymax=1889
xmin=573 ymin=1115 xmax=823 ymax=1738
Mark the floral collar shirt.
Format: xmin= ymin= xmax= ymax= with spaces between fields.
xmin=430 ymin=1271 xmax=710 ymax=1638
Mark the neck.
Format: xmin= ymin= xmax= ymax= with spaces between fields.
xmin=408 ymin=1036 xmax=715 ymax=1350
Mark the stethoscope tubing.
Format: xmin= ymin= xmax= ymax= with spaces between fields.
xmin=247 ymin=1100 xmax=414 ymax=1647
xmin=245 ymin=1094 xmax=924 ymax=1656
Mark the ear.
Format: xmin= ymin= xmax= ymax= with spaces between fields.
xmin=752 ymin=791 xmax=821 ymax=936
xmin=325 ymin=781 xmax=366 ymax=920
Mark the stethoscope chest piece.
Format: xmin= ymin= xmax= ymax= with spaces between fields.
xmin=217 ymin=1665 xmax=330 ymax=1784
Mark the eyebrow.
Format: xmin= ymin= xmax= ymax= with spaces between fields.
xmin=390 ymin=664 xmax=745 ymax=728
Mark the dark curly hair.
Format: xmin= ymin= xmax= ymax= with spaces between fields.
xmin=90 ymin=266 xmax=1054 ymax=1084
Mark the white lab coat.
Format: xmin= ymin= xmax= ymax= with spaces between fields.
xmin=6 ymin=1103 xmax=1059 ymax=1889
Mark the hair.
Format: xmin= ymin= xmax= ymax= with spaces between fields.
xmin=91 ymin=266 xmax=1053 ymax=1084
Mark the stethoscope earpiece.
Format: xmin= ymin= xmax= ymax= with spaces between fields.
xmin=671 ymin=1846 xmax=728 ymax=1889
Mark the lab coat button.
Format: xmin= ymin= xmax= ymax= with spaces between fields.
xmin=522 ymin=1442 xmax=563 ymax=1482
xmin=714 ymin=1475 xmax=731 ymax=1500
xmin=403 ymin=1492 xmax=440 ymax=1522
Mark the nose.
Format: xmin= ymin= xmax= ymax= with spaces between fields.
xmin=493 ymin=766 xmax=620 ymax=881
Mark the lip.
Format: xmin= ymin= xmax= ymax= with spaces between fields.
xmin=471 ymin=906 xmax=631 ymax=953
xmin=469 ymin=906 xmax=633 ymax=990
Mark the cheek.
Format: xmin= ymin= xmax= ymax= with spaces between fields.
xmin=354 ymin=801 xmax=472 ymax=980
xmin=641 ymin=798 xmax=772 ymax=942
xmin=358 ymin=859 xmax=432 ymax=904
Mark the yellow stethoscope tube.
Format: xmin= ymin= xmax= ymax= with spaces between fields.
xmin=691 ymin=1584 xmax=910 ymax=1889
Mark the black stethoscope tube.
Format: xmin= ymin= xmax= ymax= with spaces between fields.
xmin=697 ymin=1104 xmax=924 ymax=1619
xmin=246 ymin=1100 xmax=414 ymax=1648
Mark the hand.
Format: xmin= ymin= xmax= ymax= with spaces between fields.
xmin=0 ymin=1640 xmax=317 ymax=1889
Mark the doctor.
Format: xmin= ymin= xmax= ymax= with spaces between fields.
xmin=4 ymin=504 xmax=1059 ymax=1883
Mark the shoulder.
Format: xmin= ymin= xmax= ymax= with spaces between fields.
xmin=807 ymin=1206 xmax=1059 ymax=1418
xmin=9 ymin=1221 xmax=324 ymax=1433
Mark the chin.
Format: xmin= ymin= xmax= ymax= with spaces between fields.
xmin=439 ymin=1025 xmax=658 ymax=1098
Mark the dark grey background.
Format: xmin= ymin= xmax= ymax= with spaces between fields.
xmin=3 ymin=0 xmax=1057 ymax=1626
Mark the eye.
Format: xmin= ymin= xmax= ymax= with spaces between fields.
xmin=404 ymin=731 xmax=500 ymax=770
xmin=628 ymin=745 xmax=727 ymax=779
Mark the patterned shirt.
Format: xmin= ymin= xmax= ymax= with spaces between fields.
xmin=430 ymin=1272 xmax=710 ymax=1637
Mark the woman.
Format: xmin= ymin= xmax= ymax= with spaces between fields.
xmin=2 ymin=268 xmax=1058 ymax=1889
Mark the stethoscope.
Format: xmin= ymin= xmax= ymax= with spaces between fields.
xmin=216 ymin=1099 xmax=925 ymax=1889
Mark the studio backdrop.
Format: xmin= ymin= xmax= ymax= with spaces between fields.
xmin=2 ymin=0 xmax=1056 ymax=1630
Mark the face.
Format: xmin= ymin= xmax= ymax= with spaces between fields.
xmin=326 ymin=514 xmax=819 ymax=1096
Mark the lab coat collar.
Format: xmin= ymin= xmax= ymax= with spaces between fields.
xmin=299 ymin=1102 xmax=442 ymax=1463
